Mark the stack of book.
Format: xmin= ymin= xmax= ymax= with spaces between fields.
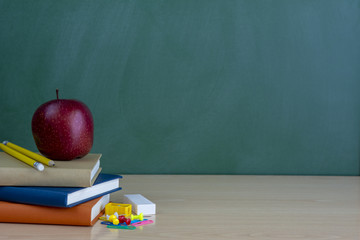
xmin=0 ymin=152 xmax=122 ymax=226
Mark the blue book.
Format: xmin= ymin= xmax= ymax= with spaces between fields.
xmin=0 ymin=173 xmax=122 ymax=208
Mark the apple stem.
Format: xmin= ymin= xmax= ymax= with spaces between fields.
xmin=56 ymin=89 xmax=59 ymax=100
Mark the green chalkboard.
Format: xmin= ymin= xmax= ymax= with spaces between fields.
xmin=0 ymin=0 xmax=359 ymax=175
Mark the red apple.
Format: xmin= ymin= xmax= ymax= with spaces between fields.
xmin=31 ymin=89 xmax=94 ymax=160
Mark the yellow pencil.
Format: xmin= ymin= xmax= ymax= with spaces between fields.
xmin=3 ymin=141 xmax=55 ymax=167
xmin=0 ymin=143 xmax=44 ymax=171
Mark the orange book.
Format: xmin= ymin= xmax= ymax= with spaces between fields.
xmin=0 ymin=195 xmax=109 ymax=226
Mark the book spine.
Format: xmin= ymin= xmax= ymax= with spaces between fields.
xmin=0 ymin=187 xmax=67 ymax=207
xmin=0 ymin=168 xmax=94 ymax=187
xmin=0 ymin=201 xmax=93 ymax=226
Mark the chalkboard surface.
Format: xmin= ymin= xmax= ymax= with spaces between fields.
xmin=0 ymin=0 xmax=359 ymax=175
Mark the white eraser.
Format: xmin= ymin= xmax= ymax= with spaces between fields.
xmin=123 ymin=194 xmax=156 ymax=215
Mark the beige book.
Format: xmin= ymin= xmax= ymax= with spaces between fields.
xmin=0 ymin=153 xmax=101 ymax=187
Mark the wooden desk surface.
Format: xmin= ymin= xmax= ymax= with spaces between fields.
xmin=0 ymin=175 xmax=359 ymax=240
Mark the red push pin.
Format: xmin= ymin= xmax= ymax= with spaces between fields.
xmin=118 ymin=215 xmax=126 ymax=223
xmin=125 ymin=218 xmax=131 ymax=225
xmin=118 ymin=215 xmax=131 ymax=225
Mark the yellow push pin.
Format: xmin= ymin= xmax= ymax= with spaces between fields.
xmin=130 ymin=213 xmax=143 ymax=221
xmin=112 ymin=219 xmax=120 ymax=225
xmin=109 ymin=215 xmax=117 ymax=222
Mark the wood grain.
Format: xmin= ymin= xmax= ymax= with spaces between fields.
xmin=0 ymin=175 xmax=359 ymax=240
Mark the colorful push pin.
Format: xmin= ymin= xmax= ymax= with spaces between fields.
xmin=118 ymin=215 xmax=126 ymax=224
xmin=112 ymin=218 xmax=120 ymax=225
xmin=130 ymin=213 xmax=143 ymax=221
xmin=109 ymin=215 xmax=117 ymax=222
xmin=118 ymin=215 xmax=131 ymax=225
